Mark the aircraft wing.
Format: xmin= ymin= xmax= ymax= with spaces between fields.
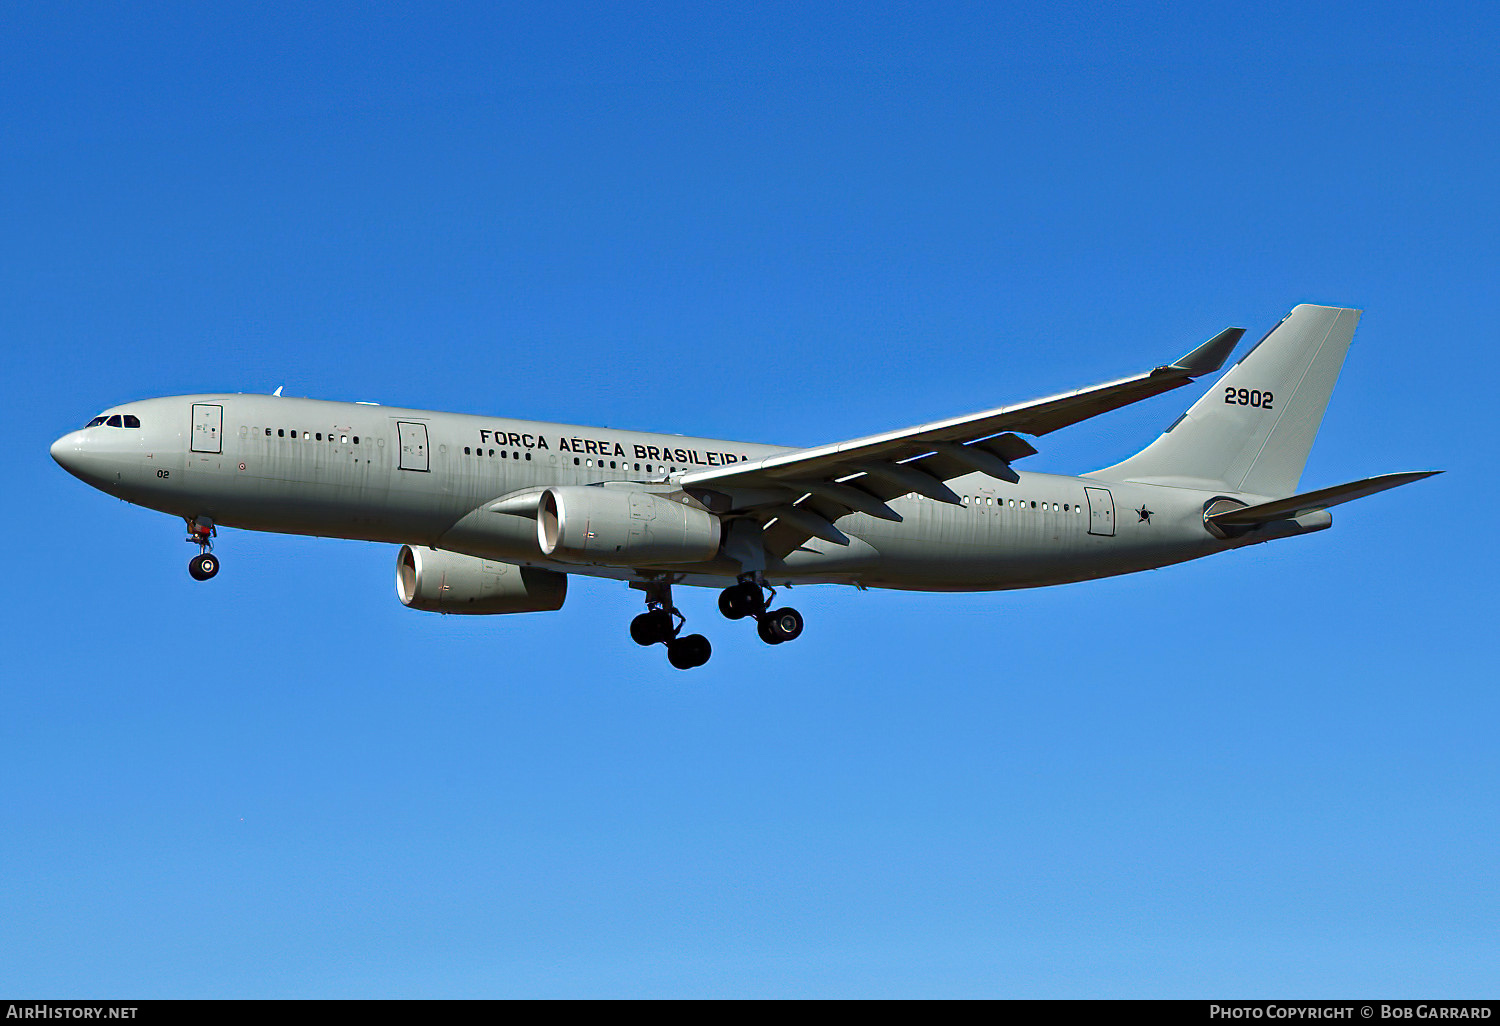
xmin=679 ymin=326 xmax=1244 ymax=556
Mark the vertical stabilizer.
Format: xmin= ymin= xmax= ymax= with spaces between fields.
xmin=1092 ymin=305 xmax=1360 ymax=496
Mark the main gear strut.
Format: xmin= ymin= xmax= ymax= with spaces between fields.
xmin=719 ymin=574 xmax=803 ymax=645
xmin=630 ymin=579 xmax=711 ymax=669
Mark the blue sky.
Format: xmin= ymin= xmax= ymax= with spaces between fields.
xmin=3 ymin=1 xmax=1496 ymax=997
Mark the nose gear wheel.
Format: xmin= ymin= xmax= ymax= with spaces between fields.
xmin=184 ymin=517 xmax=219 ymax=581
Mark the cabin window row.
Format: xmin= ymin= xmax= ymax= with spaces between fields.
xmin=261 ymin=428 xmax=360 ymax=443
xmin=960 ymin=495 xmax=1082 ymax=514
xmin=461 ymin=447 xmax=533 ymax=461
xmin=459 ymin=449 xmax=680 ymax=475
xmin=571 ymin=457 xmax=678 ymax=473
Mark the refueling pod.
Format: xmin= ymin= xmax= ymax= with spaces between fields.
xmin=396 ymin=545 xmax=567 ymax=614
xmin=537 ymin=486 xmax=721 ymax=565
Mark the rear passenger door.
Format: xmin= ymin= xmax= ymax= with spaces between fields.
xmin=1085 ymin=486 xmax=1115 ymax=537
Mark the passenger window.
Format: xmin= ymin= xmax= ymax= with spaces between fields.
xmin=353 ymin=436 xmax=359 ymax=444
xmin=341 ymin=435 xmax=348 ymax=444
xmin=464 ymin=447 xmax=471 ymax=455
xmin=525 ymin=453 xmax=531 ymax=461
xmin=278 ymin=429 xmax=284 ymax=437
xmin=303 ymin=432 xmax=310 ymax=440
xmin=123 ymin=415 xmax=140 ymax=428
xmin=573 ymin=457 xmax=580 ymax=465
xmin=106 ymin=415 xmax=122 ymax=427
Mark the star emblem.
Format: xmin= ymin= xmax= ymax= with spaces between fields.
xmin=1136 ymin=505 xmax=1154 ymax=524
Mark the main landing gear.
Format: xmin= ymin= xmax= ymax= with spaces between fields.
xmin=719 ymin=576 xmax=803 ymax=645
xmin=630 ymin=581 xmax=712 ymax=670
xmin=628 ymin=576 xmax=803 ymax=670
xmin=185 ymin=516 xmax=220 ymax=581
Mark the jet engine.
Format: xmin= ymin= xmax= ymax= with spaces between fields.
xmin=537 ymin=486 xmax=721 ymax=565
xmin=395 ymin=545 xmax=567 ymax=614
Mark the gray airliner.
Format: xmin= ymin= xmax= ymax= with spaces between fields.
xmin=51 ymin=304 xmax=1436 ymax=668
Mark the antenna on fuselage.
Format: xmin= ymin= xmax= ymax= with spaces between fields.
xmin=272 ymin=385 xmax=284 ymax=397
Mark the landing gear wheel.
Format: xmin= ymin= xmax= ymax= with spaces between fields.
xmin=718 ymin=581 xmax=765 ymax=620
xmin=757 ymin=607 xmax=803 ymax=645
xmin=667 ymin=633 xmax=712 ymax=670
xmin=630 ymin=610 xmax=674 ymax=646
xmin=188 ymin=552 xmax=220 ymax=581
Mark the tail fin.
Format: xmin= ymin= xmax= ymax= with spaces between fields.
xmin=1093 ymin=305 xmax=1360 ymax=496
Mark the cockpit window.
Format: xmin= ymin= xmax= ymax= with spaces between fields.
xmin=122 ymin=414 xmax=140 ymax=428
xmin=106 ymin=415 xmax=123 ymax=427
xmin=85 ymin=416 xmax=107 ymax=428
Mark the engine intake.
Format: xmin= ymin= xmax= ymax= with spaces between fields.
xmin=537 ymin=486 xmax=721 ymax=565
xmin=396 ymin=545 xmax=567 ymax=614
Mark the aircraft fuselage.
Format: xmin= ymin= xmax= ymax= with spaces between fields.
xmin=50 ymin=393 xmax=1306 ymax=593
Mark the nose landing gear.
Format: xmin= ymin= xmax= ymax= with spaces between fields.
xmin=630 ymin=580 xmax=712 ymax=670
xmin=185 ymin=517 xmax=219 ymax=581
xmin=720 ymin=575 xmax=803 ymax=646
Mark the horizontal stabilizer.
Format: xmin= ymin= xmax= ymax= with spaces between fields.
xmin=1207 ymin=471 xmax=1442 ymax=527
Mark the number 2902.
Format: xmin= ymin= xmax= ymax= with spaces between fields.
xmin=1225 ymin=387 xmax=1274 ymax=409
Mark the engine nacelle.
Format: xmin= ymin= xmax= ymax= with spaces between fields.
xmin=395 ymin=545 xmax=567 ymax=614
xmin=537 ymin=486 xmax=721 ymax=565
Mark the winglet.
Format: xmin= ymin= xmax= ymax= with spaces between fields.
xmin=1163 ymin=326 xmax=1245 ymax=377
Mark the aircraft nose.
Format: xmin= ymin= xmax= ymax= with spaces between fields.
xmin=50 ymin=430 xmax=83 ymax=471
